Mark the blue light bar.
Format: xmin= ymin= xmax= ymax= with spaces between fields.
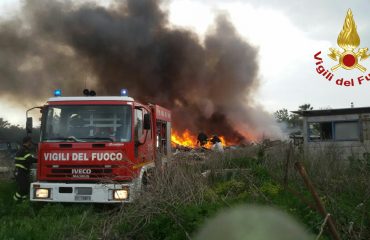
xmin=120 ymin=88 xmax=128 ymax=96
xmin=54 ymin=89 xmax=62 ymax=97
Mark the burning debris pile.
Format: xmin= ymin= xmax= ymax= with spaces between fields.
xmin=171 ymin=130 xmax=229 ymax=150
xmin=0 ymin=0 xmax=282 ymax=142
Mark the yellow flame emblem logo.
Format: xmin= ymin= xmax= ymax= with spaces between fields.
xmin=328 ymin=9 xmax=369 ymax=72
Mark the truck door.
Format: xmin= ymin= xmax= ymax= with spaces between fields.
xmin=156 ymin=121 xmax=168 ymax=156
xmin=134 ymin=108 xmax=153 ymax=164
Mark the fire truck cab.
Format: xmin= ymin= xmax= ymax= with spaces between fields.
xmin=29 ymin=89 xmax=171 ymax=203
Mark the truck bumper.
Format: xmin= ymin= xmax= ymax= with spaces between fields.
xmin=30 ymin=182 xmax=137 ymax=203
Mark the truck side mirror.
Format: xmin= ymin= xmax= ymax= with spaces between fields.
xmin=26 ymin=117 xmax=33 ymax=134
xmin=144 ymin=113 xmax=151 ymax=130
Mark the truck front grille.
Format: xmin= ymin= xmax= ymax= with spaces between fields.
xmin=46 ymin=164 xmax=118 ymax=179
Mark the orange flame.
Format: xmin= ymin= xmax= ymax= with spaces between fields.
xmin=171 ymin=129 xmax=229 ymax=148
xmin=171 ymin=129 xmax=197 ymax=147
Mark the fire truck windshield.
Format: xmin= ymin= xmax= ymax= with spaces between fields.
xmin=42 ymin=105 xmax=132 ymax=142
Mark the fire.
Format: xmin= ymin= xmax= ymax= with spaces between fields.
xmin=171 ymin=129 xmax=229 ymax=148
xmin=171 ymin=129 xmax=197 ymax=147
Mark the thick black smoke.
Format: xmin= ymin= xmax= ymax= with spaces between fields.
xmin=0 ymin=0 xmax=282 ymax=142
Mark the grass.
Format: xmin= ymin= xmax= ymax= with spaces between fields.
xmin=0 ymin=181 xmax=109 ymax=240
xmin=0 ymin=143 xmax=369 ymax=239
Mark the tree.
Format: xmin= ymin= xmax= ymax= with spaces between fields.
xmin=0 ymin=118 xmax=27 ymax=143
xmin=274 ymin=109 xmax=289 ymax=123
xmin=298 ymin=104 xmax=313 ymax=111
xmin=0 ymin=118 xmax=10 ymax=128
xmin=274 ymin=104 xmax=314 ymax=131
xmin=288 ymin=114 xmax=301 ymax=129
xmin=0 ymin=117 xmax=40 ymax=147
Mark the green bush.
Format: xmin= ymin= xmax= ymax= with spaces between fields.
xmin=213 ymin=180 xmax=246 ymax=197
xmin=260 ymin=182 xmax=281 ymax=196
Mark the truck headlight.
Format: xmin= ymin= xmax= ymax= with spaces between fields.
xmin=113 ymin=189 xmax=128 ymax=200
xmin=35 ymin=188 xmax=51 ymax=199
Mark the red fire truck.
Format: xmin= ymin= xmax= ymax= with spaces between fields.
xmin=27 ymin=89 xmax=171 ymax=203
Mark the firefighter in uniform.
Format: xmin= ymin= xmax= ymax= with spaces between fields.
xmin=13 ymin=136 xmax=37 ymax=201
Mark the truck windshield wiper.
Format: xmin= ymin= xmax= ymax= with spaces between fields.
xmin=79 ymin=137 xmax=114 ymax=142
xmin=45 ymin=137 xmax=84 ymax=142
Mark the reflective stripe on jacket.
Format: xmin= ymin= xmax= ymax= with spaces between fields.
xmin=14 ymin=147 xmax=36 ymax=170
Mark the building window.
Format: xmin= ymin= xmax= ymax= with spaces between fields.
xmin=308 ymin=121 xmax=359 ymax=141
xmin=308 ymin=122 xmax=333 ymax=141
xmin=334 ymin=122 xmax=359 ymax=140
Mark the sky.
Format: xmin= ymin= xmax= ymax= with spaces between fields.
xmin=1 ymin=0 xmax=370 ymax=126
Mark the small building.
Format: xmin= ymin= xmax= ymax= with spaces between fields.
xmin=292 ymin=107 xmax=370 ymax=158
